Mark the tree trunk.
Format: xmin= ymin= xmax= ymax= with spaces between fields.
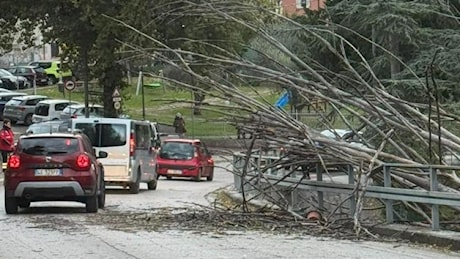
xmin=101 ymin=63 xmax=125 ymax=118
xmin=193 ymin=91 xmax=205 ymax=115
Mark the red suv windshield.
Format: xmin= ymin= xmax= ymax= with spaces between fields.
xmin=159 ymin=142 xmax=194 ymax=160
xmin=19 ymin=137 xmax=79 ymax=155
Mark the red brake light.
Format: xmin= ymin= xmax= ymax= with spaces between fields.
xmin=19 ymin=106 xmax=26 ymax=111
xmin=130 ymin=133 xmax=135 ymax=157
xmin=71 ymin=114 xmax=77 ymax=118
xmin=8 ymin=155 xmax=21 ymax=169
xmin=76 ymin=154 xmax=90 ymax=169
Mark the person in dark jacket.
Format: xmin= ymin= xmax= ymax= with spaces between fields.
xmin=173 ymin=113 xmax=187 ymax=138
xmin=0 ymin=119 xmax=14 ymax=163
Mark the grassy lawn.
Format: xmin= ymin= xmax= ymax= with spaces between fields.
xmin=27 ymin=81 xmax=280 ymax=137
xmin=26 ymin=81 xmax=363 ymax=137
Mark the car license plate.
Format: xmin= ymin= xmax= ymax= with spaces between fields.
xmin=35 ymin=169 xmax=63 ymax=176
xmin=167 ymin=169 xmax=182 ymax=174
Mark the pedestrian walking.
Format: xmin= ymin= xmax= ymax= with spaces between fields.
xmin=0 ymin=119 xmax=15 ymax=164
xmin=173 ymin=113 xmax=187 ymax=138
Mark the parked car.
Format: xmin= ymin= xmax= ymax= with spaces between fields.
xmin=70 ymin=118 xmax=158 ymax=193
xmin=6 ymin=65 xmax=49 ymax=86
xmin=25 ymin=120 xmax=71 ymax=135
xmin=0 ymin=87 xmax=12 ymax=93
xmin=156 ymin=138 xmax=214 ymax=181
xmin=0 ymin=68 xmax=29 ymax=89
xmin=0 ymin=92 xmax=27 ymax=120
xmin=28 ymin=60 xmax=73 ymax=84
xmin=3 ymin=132 xmax=107 ymax=214
xmin=32 ymin=99 xmax=80 ymax=123
xmin=59 ymin=104 xmax=104 ymax=120
xmin=319 ymin=129 xmax=368 ymax=149
xmin=3 ymin=95 xmax=50 ymax=125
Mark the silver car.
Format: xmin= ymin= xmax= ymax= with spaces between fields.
xmin=0 ymin=69 xmax=29 ymax=89
xmin=3 ymin=95 xmax=49 ymax=125
xmin=59 ymin=104 xmax=104 ymax=120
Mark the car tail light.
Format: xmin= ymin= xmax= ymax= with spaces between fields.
xmin=76 ymin=154 xmax=90 ymax=170
xmin=129 ymin=133 xmax=135 ymax=157
xmin=71 ymin=114 xmax=77 ymax=119
xmin=8 ymin=155 xmax=21 ymax=169
xmin=19 ymin=106 xmax=26 ymax=111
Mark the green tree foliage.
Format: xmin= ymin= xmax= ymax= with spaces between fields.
xmin=0 ymin=0 xmax=262 ymax=116
xmin=326 ymin=0 xmax=460 ymax=104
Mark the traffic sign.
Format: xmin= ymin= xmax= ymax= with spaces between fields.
xmin=112 ymin=88 xmax=120 ymax=97
xmin=65 ymin=80 xmax=75 ymax=91
xmin=113 ymin=97 xmax=122 ymax=102
xmin=114 ymin=101 xmax=121 ymax=110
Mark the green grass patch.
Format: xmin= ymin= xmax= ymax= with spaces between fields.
xmin=27 ymin=83 xmax=281 ymax=137
xmin=27 ymin=83 xmax=367 ymax=136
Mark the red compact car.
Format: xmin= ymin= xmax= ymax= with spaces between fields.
xmin=156 ymin=139 xmax=214 ymax=181
xmin=3 ymin=132 xmax=107 ymax=214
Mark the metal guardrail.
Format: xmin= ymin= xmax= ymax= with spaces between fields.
xmin=232 ymin=152 xmax=460 ymax=231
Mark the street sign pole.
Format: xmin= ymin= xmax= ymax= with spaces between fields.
xmin=33 ymin=73 xmax=37 ymax=95
xmin=65 ymin=80 xmax=75 ymax=116
xmin=68 ymin=88 xmax=71 ymax=115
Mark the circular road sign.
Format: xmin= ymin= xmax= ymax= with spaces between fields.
xmin=114 ymin=101 xmax=121 ymax=110
xmin=65 ymin=80 xmax=75 ymax=91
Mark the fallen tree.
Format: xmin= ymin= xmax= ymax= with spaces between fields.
xmin=111 ymin=0 xmax=460 ymax=233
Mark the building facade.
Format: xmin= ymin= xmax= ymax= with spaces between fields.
xmin=278 ymin=0 xmax=326 ymax=16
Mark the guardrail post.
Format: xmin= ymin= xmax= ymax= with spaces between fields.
xmin=233 ymin=154 xmax=242 ymax=192
xmin=316 ymin=163 xmax=324 ymax=209
xmin=383 ymin=165 xmax=394 ymax=224
xmin=348 ymin=164 xmax=356 ymax=215
xmin=430 ymin=166 xmax=440 ymax=231
xmin=257 ymin=154 xmax=262 ymax=187
xmin=269 ymin=157 xmax=275 ymax=176
xmin=290 ymin=189 xmax=298 ymax=211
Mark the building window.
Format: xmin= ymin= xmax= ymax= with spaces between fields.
xmin=296 ymin=0 xmax=310 ymax=8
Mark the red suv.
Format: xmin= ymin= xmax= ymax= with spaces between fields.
xmin=3 ymin=132 xmax=107 ymax=214
xmin=156 ymin=139 xmax=214 ymax=181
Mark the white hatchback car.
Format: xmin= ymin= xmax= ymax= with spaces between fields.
xmin=32 ymin=99 xmax=80 ymax=123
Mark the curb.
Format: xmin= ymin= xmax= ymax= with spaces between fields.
xmin=370 ymin=224 xmax=460 ymax=251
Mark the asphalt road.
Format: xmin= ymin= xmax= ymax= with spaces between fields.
xmin=1 ymin=125 xmax=459 ymax=258
xmin=0 ymin=157 xmax=458 ymax=258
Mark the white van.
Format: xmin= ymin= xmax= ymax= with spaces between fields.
xmin=70 ymin=118 xmax=158 ymax=193
xmin=32 ymin=99 xmax=80 ymax=123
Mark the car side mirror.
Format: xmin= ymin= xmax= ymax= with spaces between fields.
xmin=97 ymin=151 xmax=108 ymax=159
